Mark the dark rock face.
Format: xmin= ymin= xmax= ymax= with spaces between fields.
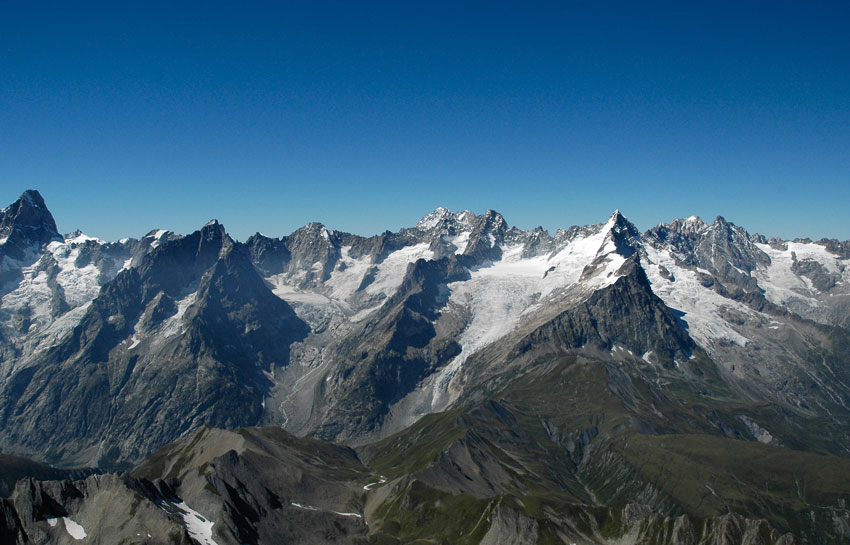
xmin=607 ymin=210 xmax=642 ymax=258
xmin=0 ymin=190 xmax=64 ymax=291
xmin=695 ymin=216 xmax=771 ymax=272
xmin=281 ymin=223 xmax=342 ymax=286
xmin=245 ymin=233 xmax=291 ymax=276
xmin=316 ymin=256 xmax=471 ymax=441
xmin=0 ymin=190 xmax=61 ymax=259
xmin=461 ymin=209 xmax=508 ymax=263
xmin=0 ymin=221 xmax=308 ymax=467
xmin=791 ymin=254 xmax=840 ymax=291
xmin=817 ymin=238 xmax=850 ymax=259
xmin=521 ymin=259 xmax=694 ymax=365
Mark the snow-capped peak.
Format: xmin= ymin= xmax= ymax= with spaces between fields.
xmin=605 ymin=209 xmax=639 ymax=235
xmin=63 ymin=231 xmax=104 ymax=245
xmin=148 ymin=229 xmax=168 ymax=240
xmin=415 ymin=207 xmax=483 ymax=234
xmin=416 ymin=207 xmax=454 ymax=230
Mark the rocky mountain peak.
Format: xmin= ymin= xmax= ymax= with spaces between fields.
xmin=416 ymin=207 xmax=454 ymax=231
xmin=197 ymin=219 xmax=232 ymax=257
xmin=0 ymin=189 xmax=62 ymax=250
xmin=292 ymin=222 xmax=335 ymax=241
xmin=602 ymin=209 xmax=642 ymax=258
xmin=477 ymin=209 xmax=507 ymax=233
xmin=606 ymin=209 xmax=638 ymax=233
xmin=695 ymin=215 xmax=770 ymax=276
xmin=415 ymin=207 xmax=479 ymax=234
xmin=202 ymin=218 xmax=224 ymax=232
xmin=666 ymin=216 xmax=709 ymax=236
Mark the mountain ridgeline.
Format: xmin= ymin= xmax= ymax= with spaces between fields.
xmin=1 ymin=190 xmax=849 ymax=544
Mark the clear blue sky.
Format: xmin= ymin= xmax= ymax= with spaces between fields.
xmin=2 ymin=1 xmax=848 ymax=241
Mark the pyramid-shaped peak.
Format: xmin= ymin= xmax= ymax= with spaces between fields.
xmin=18 ymin=189 xmax=47 ymax=208
xmin=607 ymin=208 xmax=637 ymax=225
xmin=605 ymin=209 xmax=638 ymax=233
xmin=4 ymin=190 xmax=51 ymax=216
xmin=0 ymin=189 xmax=61 ymax=247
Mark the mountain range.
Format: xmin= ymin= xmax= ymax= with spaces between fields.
xmin=0 ymin=189 xmax=849 ymax=544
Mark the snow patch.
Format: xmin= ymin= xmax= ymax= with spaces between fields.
xmin=365 ymin=243 xmax=433 ymax=298
xmin=364 ymin=475 xmax=387 ymax=490
xmin=445 ymin=230 xmax=471 ymax=254
xmin=44 ymin=516 xmax=86 ymax=540
xmin=325 ymin=246 xmax=373 ymax=301
xmin=291 ymin=501 xmax=363 ymax=519
xmin=160 ymin=290 xmax=198 ymax=338
xmin=149 ymin=229 xmax=168 ymax=248
xmin=176 ymin=501 xmax=219 ymax=545
xmin=63 ymin=517 xmax=87 ymax=540
xmin=738 ymin=415 xmax=775 ymax=444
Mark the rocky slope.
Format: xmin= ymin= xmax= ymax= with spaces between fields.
xmin=3 ymin=420 xmax=843 ymax=544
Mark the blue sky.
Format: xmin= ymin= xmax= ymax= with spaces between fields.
xmin=1 ymin=1 xmax=848 ymax=241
